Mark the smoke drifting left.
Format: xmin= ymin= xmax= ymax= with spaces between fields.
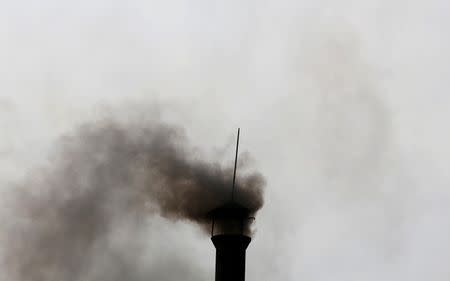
xmin=2 ymin=112 xmax=265 ymax=281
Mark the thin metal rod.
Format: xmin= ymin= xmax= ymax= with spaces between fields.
xmin=231 ymin=128 xmax=240 ymax=201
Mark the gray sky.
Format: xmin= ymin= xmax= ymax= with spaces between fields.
xmin=1 ymin=0 xmax=450 ymax=280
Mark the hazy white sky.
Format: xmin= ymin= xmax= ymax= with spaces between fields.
xmin=1 ymin=0 xmax=450 ymax=281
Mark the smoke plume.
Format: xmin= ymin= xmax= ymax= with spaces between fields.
xmin=2 ymin=113 xmax=265 ymax=281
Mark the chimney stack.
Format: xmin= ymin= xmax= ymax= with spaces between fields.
xmin=209 ymin=203 xmax=253 ymax=281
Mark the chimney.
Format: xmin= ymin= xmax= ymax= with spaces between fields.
xmin=209 ymin=202 xmax=253 ymax=281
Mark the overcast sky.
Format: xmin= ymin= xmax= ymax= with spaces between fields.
xmin=1 ymin=0 xmax=450 ymax=281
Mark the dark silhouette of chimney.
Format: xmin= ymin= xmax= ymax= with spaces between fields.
xmin=209 ymin=202 xmax=253 ymax=281
xmin=208 ymin=128 xmax=256 ymax=281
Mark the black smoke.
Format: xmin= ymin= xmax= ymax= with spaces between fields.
xmin=3 ymin=114 xmax=265 ymax=281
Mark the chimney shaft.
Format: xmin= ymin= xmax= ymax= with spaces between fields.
xmin=211 ymin=234 xmax=251 ymax=281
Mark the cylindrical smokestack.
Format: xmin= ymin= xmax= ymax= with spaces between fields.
xmin=212 ymin=234 xmax=250 ymax=281
xmin=209 ymin=202 xmax=253 ymax=281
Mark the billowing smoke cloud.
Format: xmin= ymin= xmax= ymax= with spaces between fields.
xmin=2 ymin=112 xmax=265 ymax=281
